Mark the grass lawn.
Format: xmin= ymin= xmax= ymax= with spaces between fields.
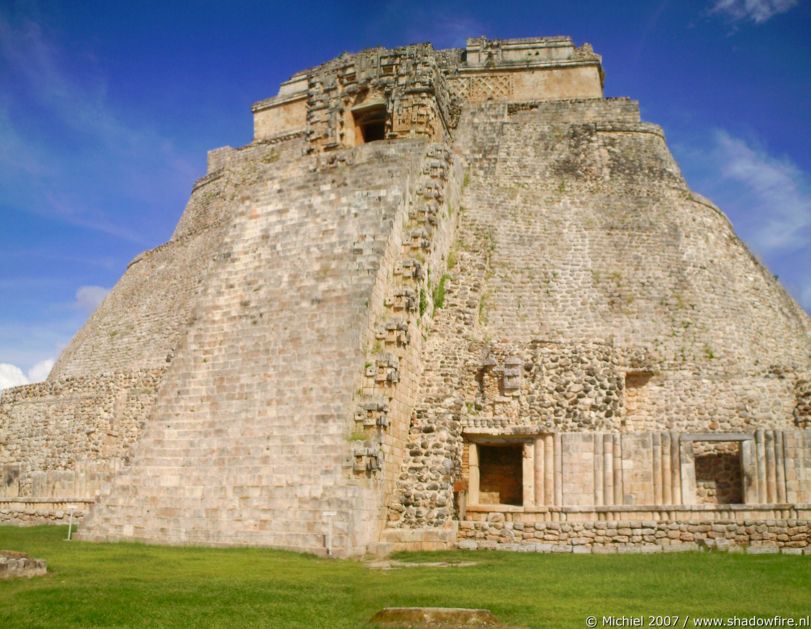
xmin=1 ymin=526 xmax=810 ymax=628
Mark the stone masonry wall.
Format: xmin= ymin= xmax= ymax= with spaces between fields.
xmin=78 ymin=138 xmax=448 ymax=556
xmin=303 ymin=45 xmax=457 ymax=152
xmin=48 ymin=229 xmax=223 ymax=380
xmin=458 ymin=518 xmax=811 ymax=554
xmin=0 ymin=499 xmax=92 ymax=525
xmin=0 ymin=370 xmax=163 ymax=500
xmin=386 ymin=95 xmax=811 ymax=533
xmin=351 ymin=144 xmax=463 ymax=513
xmin=51 ymin=138 xmax=309 ymax=381
xmin=459 ymin=430 xmax=809 ymax=510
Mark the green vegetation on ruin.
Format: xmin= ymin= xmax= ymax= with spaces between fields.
xmin=2 ymin=526 xmax=810 ymax=629
xmin=447 ymin=247 xmax=458 ymax=271
xmin=432 ymin=274 xmax=450 ymax=312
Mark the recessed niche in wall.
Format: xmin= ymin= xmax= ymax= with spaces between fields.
xmin=694 ymin=441 xmax=743 ymax=505
xmin=624 ymin=370 xmax=654 ymax=429
xmin=478 ymin=444 xmax=523 ymax=506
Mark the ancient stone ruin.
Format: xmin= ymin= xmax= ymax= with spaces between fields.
xmin=1 ymin=36 xmax=810 ymax=556
xmin=0 ymin=550 xmax=47 ymax=579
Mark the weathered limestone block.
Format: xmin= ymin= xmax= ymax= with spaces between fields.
xmin=0 ymin=551 xmax=47 ymax=579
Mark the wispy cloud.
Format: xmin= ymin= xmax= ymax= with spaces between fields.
xmin=43 ymin=192 xmax=149 ymax=245
xmin=711 ymin=130 xmax=811 ymax=253
xmin=0 ymin=15 xmax=168 ymax=157
xmin=0 ymin=247 xmax=117 ymax=270
xmin=75 ymin=285 xmax=110 ymax=313
xmin=367 ymin=2 xmax=486 ymax=49
xmin=711 ymin=0 xmax=798 ymax=23
xmin=0 ymin=320 xmax=74 ymax=371
xmin=0 ymin=12 xmax=196 ymax=244
xmin=674 ymin=128 xmax=811 ymax=314
xmin=404 ymin=13 xmax=486 ymax=48
xmin=0 ymin=105 xmax=50 ymax=177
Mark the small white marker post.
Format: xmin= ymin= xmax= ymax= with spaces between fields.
xmin=323 ymin=511 xmax=337 ymax=557
xmin=66 ymin=508 xmax=75 ymax=541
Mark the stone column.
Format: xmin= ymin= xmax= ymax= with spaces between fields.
xmin=544 ymin=433 xmax=554 ymax=505
xmin=775 ymin=431 xmax=786 ymax=503
xmin=662 ymin=432 xmax=672 ymax=505
xmin=523 ymin=442 xmax=535 ymax=507
xmin=652 ymin=432 xmax=662 ymax=505
xmin=782 ymin=431 xmax=797 ymax=503
xmin=534 ymin=437 xmax=545 ymax=506
xmin=679 ymin=439 xmax=696 ymax=505
xmin=756 ymin=429 xmax=767 ymax=503
xmin=612 ymin=433 xmax=623 ymax=505
xmin=670 ymin=432 xmax=681 ymax=505
xmin=765 ymin=430 xmax=777 ymax=503
xmin=593 ymin=433 xmax=604 ymax=506
xmin=554 ymin=432 xmax=563 ymax=506
xmin=603 ymin=433 xmax=614 ymax=506
xmin=468 ymin=443 xmax=479 ymax=506
xmin=801 ymin=431 xmax=811 ymax=503
xmin=741 ymin=438 xmax=758 ymax=505
xmin=783 ymin=430 xmax=809 ymax=504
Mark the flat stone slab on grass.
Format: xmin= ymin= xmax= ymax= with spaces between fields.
xmin=366 ymin=560 xmax=479 ymax=571
xmin=370 ymin=607 xmax=502 ymax=627
xmin=0 ymin=550 xmax=47 ymax=579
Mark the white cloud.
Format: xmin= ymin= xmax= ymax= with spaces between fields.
xmin=712 ymin=0 xmax=798 ymax=23
xmin=75 ymin=285 xmax=110 ymax=313
xmin=0 ymin=363 xmax=29 ymax=392
xmin=27 ymin=358 xmax=54 ymax=383
xmin=0 ymin=17 xmax=133 ymax=147
xmin=711 ymin=130 xmax=811 ymax=254
xmin=674 ymin=129 xmax=811 ymax=314
xmin=0 ymin=357 xmax=56 ymax=394
xmin=0 ymin=357 xmax=54 ymax=394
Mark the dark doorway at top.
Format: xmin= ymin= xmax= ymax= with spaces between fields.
xmin=353 ymin=105 xmax=387 ymax=143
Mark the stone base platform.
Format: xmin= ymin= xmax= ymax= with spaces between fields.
xmin=0 ymin=551 xmax=47 ymax=579
xmin=0 ymin=499 xmax=93 ymax=525
xmin=375 ymin=525 xmax=459 ymax=554
xmin=458 ymin=513 xmax=811 ymax=554
xmin=370 ymin=607 xmax=502 ymax=627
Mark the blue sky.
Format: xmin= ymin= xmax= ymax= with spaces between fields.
xmin=1 ymin=0 xmax=809 ymax=389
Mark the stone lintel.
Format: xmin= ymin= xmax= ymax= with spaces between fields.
xmin=682 ymin=433 xmax=753 ymax=442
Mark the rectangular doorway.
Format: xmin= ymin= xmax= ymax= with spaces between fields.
xmin=694 ymin=441 xmax=743 ymax=504
xmin=478 ymin=444 xmax=523 ymax=506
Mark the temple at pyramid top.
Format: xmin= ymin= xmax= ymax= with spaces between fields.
xmin=248 ymin=36 xmax=603 ymax=150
